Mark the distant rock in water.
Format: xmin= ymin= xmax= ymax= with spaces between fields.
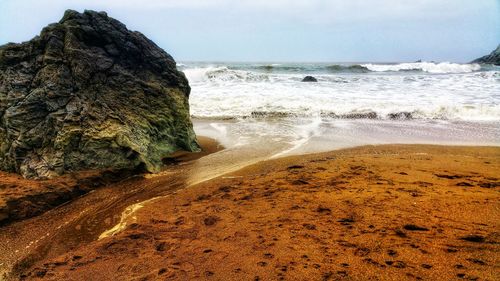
xmin=0 ymin=9 xmax=199 ymax=179
xmin=472 ymin=45 xmax=500 ymax=65
xmin=301 ymin=76 xmax=318 ymax=82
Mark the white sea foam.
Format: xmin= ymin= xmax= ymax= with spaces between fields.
xmin=270 ymin=117 xmax=323 ymax=158
xmin=182 ymin=61 xmax=499 ymax=159
xmin=361 ymin=62 xmax=481 ymax=73
xmin=183 ymin=66 xmax=269 ymax=83
xmin=183 ymin=63 xmax=499 ymax=121
xmin=194 ymin=119 xmax=500 ymax=160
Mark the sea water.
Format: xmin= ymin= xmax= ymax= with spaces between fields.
xmin=179 ymin=62 xmax=500 ymax=157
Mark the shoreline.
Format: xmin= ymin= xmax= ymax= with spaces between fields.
xmin=193 ymin=119 xmax=500 ymax=160
xmin=2 ymin=143 xmax=498 ymax=280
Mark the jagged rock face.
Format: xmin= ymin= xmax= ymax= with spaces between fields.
xmin=472 ymin=45 xmax=500 ymax=65
xmin=0 ymin=10 xmax=199 ymax=179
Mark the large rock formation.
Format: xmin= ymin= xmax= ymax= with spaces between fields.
xmin=0 ymin=10 xmax=199 ymax=179
xmin=472 ymin=45 xmax=500 ymax=65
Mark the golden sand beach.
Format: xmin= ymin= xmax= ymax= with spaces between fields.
xmin=3 ymin=143 xmax=497 ymax=280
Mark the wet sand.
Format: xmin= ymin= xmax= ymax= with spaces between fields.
xmin=9 ymin=144 xmax=499 ymax=280
xmin=0 ymin=137 xmax=223 ymax=280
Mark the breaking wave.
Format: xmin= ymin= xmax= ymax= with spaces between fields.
xmin=361 ymin=62 xmax=481 ymax=73
xmin=183 ymin=62 xmax=483 ymax=81
xmin=183 ymin=61 xmax=499 ymax=122
xmin=183 ymin=66 xmax=269 ymax=83
xmin=183 ymin=62 xmax=487 ymax=84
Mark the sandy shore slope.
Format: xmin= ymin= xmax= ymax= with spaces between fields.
xmin=13 ymin=144 xmax=499 ymax=281
xmin=0 ymin=137 xmax=223 ymax=280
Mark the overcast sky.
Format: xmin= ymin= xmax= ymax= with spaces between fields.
xmin=0 ymin=0 xmax=498 ymax=62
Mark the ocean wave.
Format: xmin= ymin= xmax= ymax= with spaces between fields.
xmin=183 ymin=66 xmax=269 ymax=83
xmin=229 ymin=64 xmax=372 ymax=73
xmin=191 ymin=106 xmax=500 ymax=121
xmin=249 ymin=65 xmax=306 ymax=72
xmin=182 ymin=62 xmax=485 ymax=84
xmin=186 ymin=62 xmax=499 ymax=122
xmin=326 ymin=64 xmax=371 ymax=73
xmin=361 ymin=62 xmax=481 ymax=73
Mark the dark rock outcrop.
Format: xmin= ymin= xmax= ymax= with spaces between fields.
xmin=0 ymin=10 xmax=199 ymax=179
xmin=472 ymin=45 xmax=500 ymax=65
xmin=0 ymin=169 xmax=130 ymax=226
xmin=301 ymin=76 xmax=318 ymax=82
